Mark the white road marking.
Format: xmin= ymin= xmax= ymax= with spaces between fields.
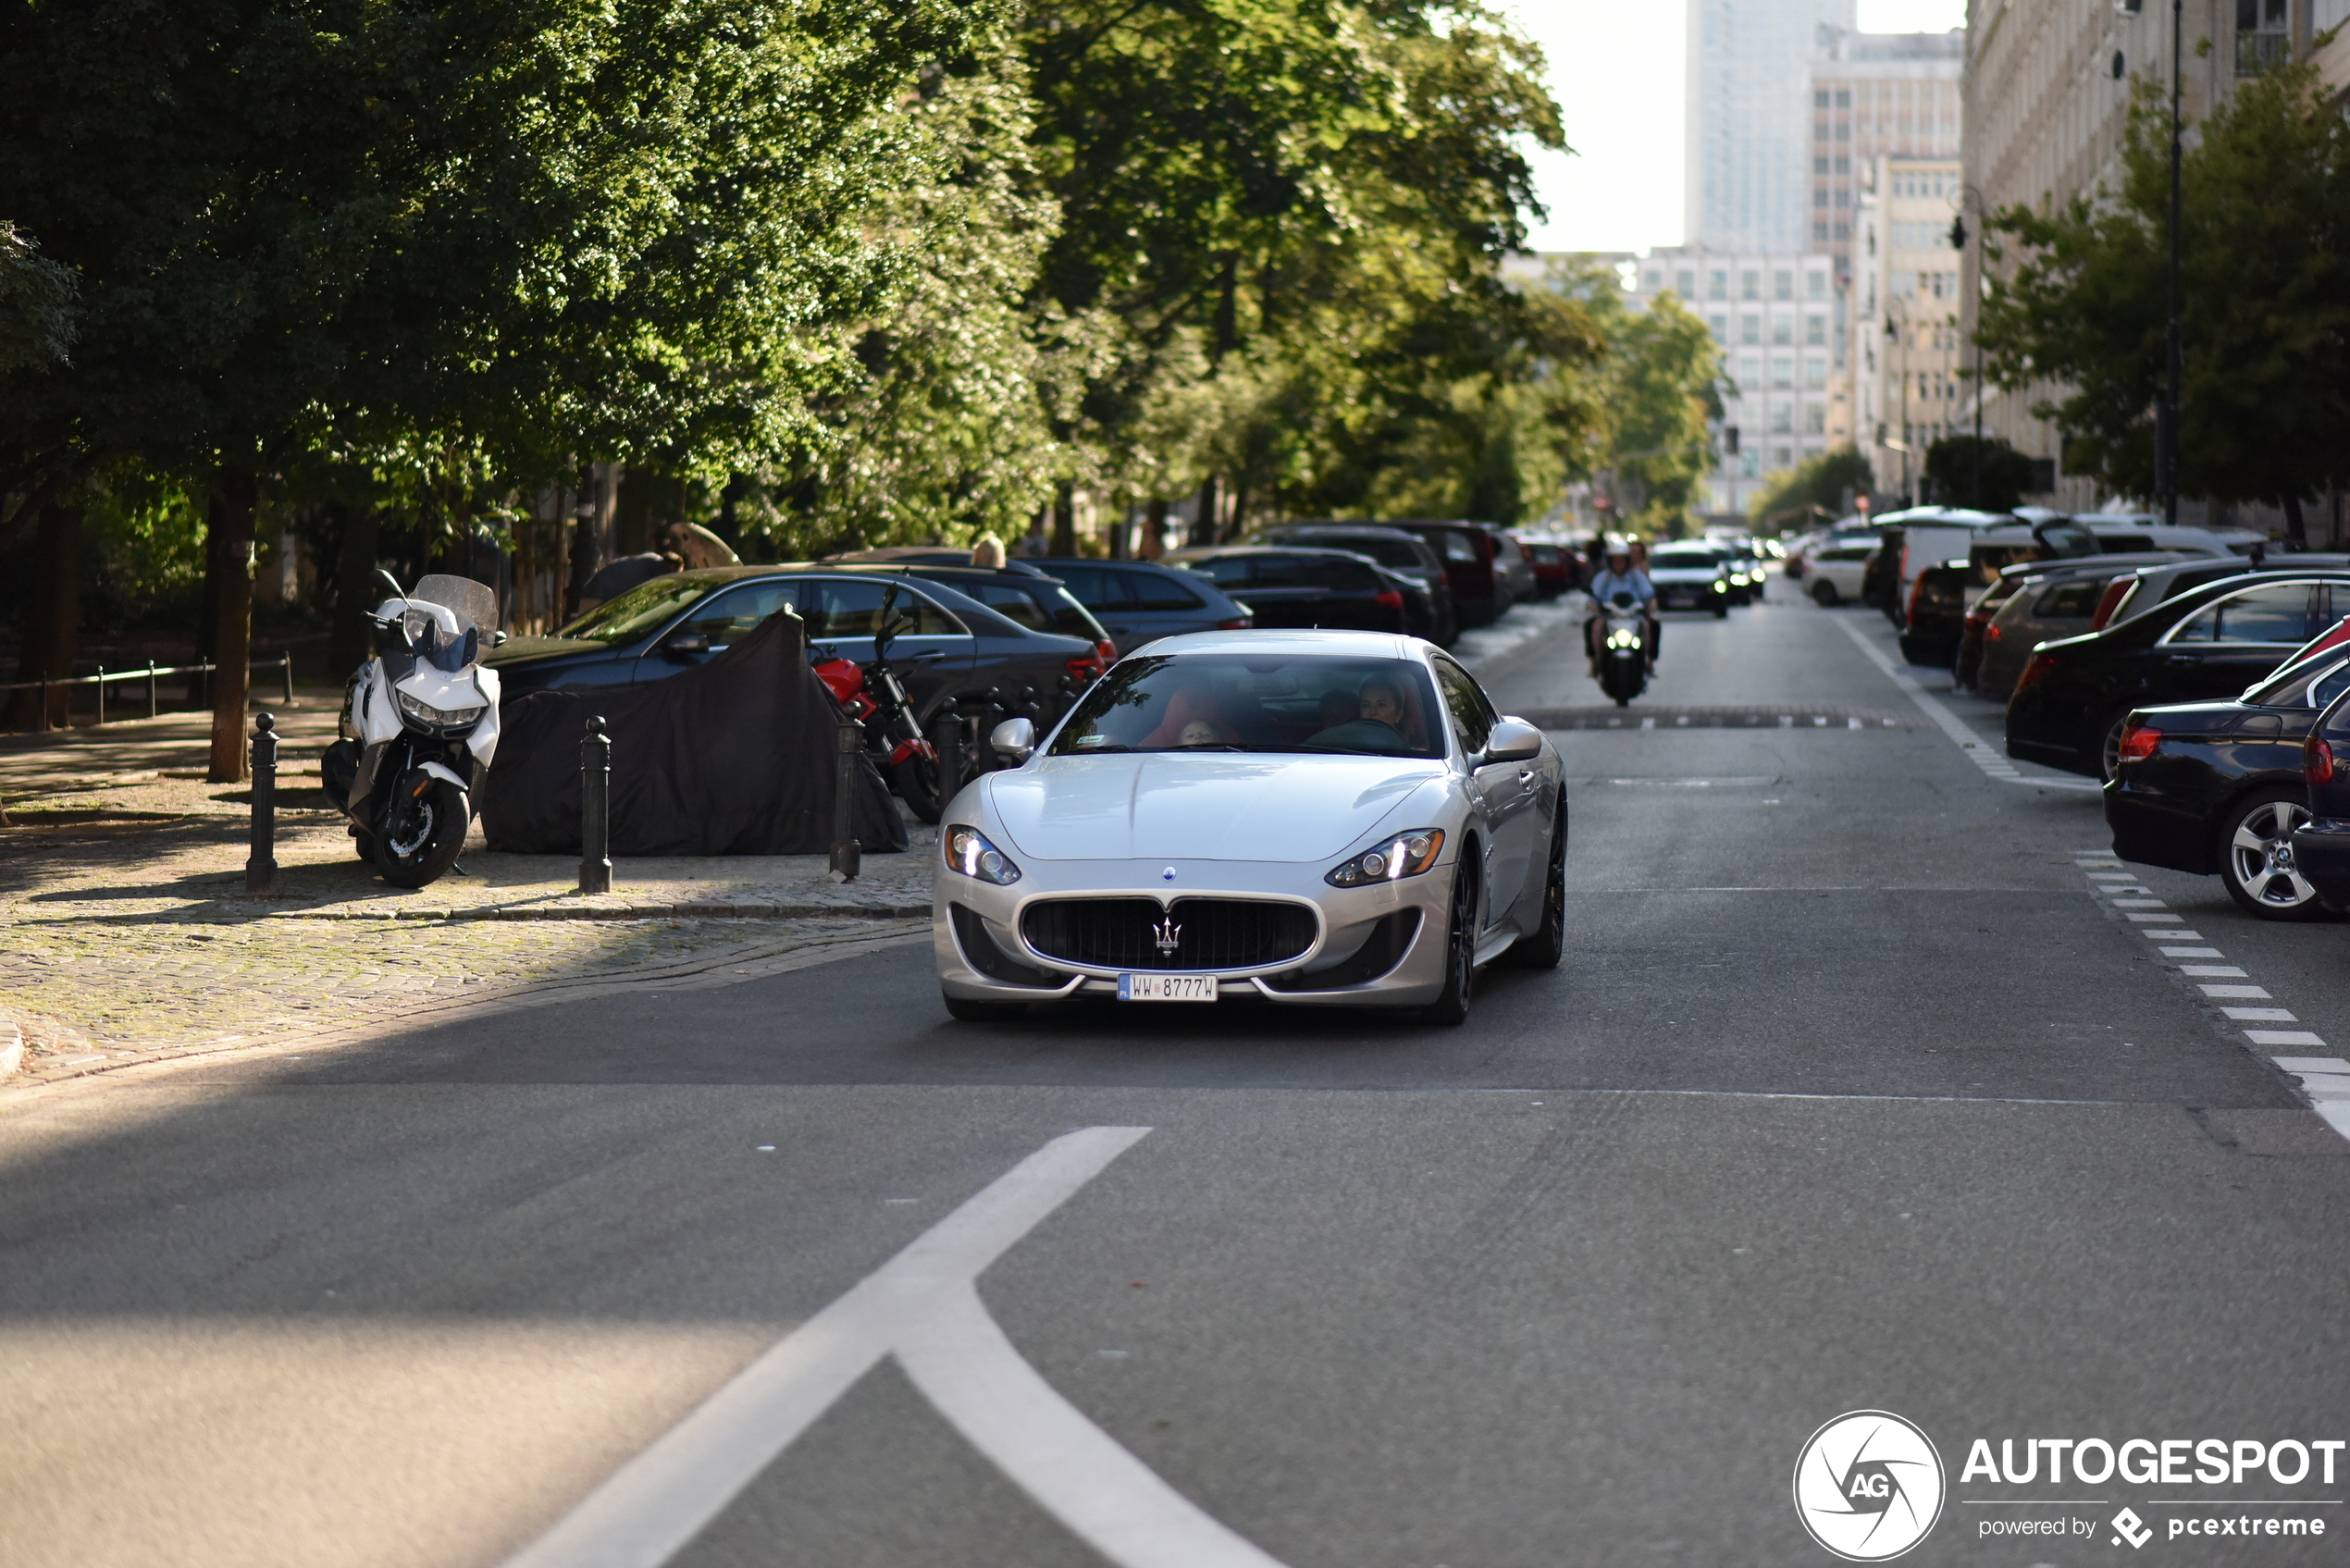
xmin=2272 ymin=1056 xmax=2350 ymax=1072
xmin=1830 ymin=617 xmax=2100 ymax=789
xmin=2201 ymin=983 xmax=2272 ymax=998
xmin=2144 ymin=929 xmax=2200 ymax=939
xmin=501 ymin=1127 xmax=1287 ymax=1568
xmin=2224 ymin=1007 xmax=2297 ymax=1021
xmin=2159 ymin=947 xmax=2224 ymax=957
xmin=2125 ymin=913 xmax=2175 ymax=922
xmin=2179 ymin=965 xmax=2248 ymax=978
xmin=1639 ymin=716 xmax=1655 ymax=731
xmin=2246 ymin=1031 xmax=2330 ymax=1047
xmin=2111 ymin=898 xmax=2168 ymax=908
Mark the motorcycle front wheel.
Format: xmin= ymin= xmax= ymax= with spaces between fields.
xmin=372 ymin=776 xmax=469 ymax=888
xmin=894 ymin=752 xmax=946 ymax=823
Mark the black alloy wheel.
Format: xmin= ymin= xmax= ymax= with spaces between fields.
xmin=1418 ymin=851 xmax=1480 ymax=1026
xmin=2217 ymin=787 xmax=2336 ymax=920
xmin=371 ymin=775 xmax=469 ymax=888
xmin=1501 ymin=801 xmax=1566 ymax=969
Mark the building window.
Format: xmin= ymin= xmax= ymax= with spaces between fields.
xmin=1772 ymin=357 xmax=1794 ymax=390
xmin=1835 ymin=155 xmax=1850 ymax=175
xmin=1805 ymin=403 xmax=1827 ymax=434
xmin=1814 ymin=119 xmax=1829 ymax=142
xmin=1772 ymin=315 xmax=1794 ymax=345
xmin=1836 ymin=90 xmax=1850 ymax=108
xmin=1771 ymin=402 xmax=1794 ymax=433
xmin=1775 ymin=270 xmax=1794 ymax=300
xmin=1805 ymin=315 xmax=1826 ymax=346
xmin=1814 ymin=89 xmax=1830 ymax=108
xmin=1741 ymin=270 xmax=1762 ymax=300
xmin=1834 ymin=221 xmax=1850 ymax=240
xmin=1814 ymin=155 xmax=1830 ymax=175
xmin=1835 ymin=123 xmax=1849 ymax=142
xmin=1741 ymin=315 xmax=1762 ymax=345
xmin=1814 ymin=187 xmax=1829 ymax=208
xmin=1738 ymin=353 xmax=1762 ymax=388
xmin=1804 ymin=358 xmax=1827 ymax=389
xmin=1740 ymin=450 xmax=1762 ymax=478
xmin=1774 ymin=445 xmax=1794 ymax=469
xmin=2237 ymin=0 xmax=2289 ymax=74
xmin=1708 ymin=314 xmax=1729 ymax=340
xmin=1813 ymin=221 xmax=1830 ymax=242
xmin=1676 ymin=269 xmax=1696 ymax=295
xmin=1709 ymin=270 xmax=1728 ymax=301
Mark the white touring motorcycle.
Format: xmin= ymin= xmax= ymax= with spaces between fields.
xmin=320 ymin=572 xmax=502 ymax=887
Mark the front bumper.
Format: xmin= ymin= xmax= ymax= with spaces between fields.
xmin=2290 ymin=819 xmax=2350 ymax=912
xmin=933 ymin=854 xmax=1457 ymax=1007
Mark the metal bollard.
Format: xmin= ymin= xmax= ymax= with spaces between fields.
xmin=146 ymin=661 xmax=157 ymax=720
xmin=931 ymin=710 xmax=963 ymax=812
xmin=830 ymin=718 xmax=864 ymax=882
xmin=35 ymin=672 xmax=48 ymax=733
xmin=578 ymin=714 xmax=612 ymax=895
xmin=280 ymin=652 xmax=293 ymax=705
xmin=94 ymin=664 xmax=105 ymax=727
xmin=245 ymin=712 xmax=280 ymax=895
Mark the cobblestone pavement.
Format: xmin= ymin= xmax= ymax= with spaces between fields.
xmin=2 ymin=696 xmax=935 ymax=1085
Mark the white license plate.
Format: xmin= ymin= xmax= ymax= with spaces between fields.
xmin=1119 ymin=973 xmax=1217 ymax=1002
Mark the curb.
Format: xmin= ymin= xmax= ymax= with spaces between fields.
xmin=218 ymin=898 xmax=933 ymax=921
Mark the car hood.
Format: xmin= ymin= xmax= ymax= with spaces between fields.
xmin=1651 ymin=566 xmax=1722 ymax=582
xmin=483 ymin=636 xmax=612 ymax=666
xmin=987 ymin=753 xmax=1443 ymax=862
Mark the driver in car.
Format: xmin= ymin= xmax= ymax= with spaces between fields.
xmin=1308 ymin=678 xmax=1415 ymax=753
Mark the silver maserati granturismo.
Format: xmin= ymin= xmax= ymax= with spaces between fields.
xmin=932 ymin=629 xmax=1566 ymax=1025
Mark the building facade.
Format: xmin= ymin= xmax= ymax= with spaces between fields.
xmin=1804 ymin=31 xmax=1964 ymax=278
xmin=1852 ymin=156 xmax=1967 ymax=503
xmin=1687 ymin=0 xmax=1856 ymax=254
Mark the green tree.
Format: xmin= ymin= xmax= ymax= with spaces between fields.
xmin=1975 ymin=54 xmax=2350 ymax=543
xmin=1923 ymin=434 xmax=2039 ymax=512
xmin=1750 ymin=446 xmax=1875 ymax=529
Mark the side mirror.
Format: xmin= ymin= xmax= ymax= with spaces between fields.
xmin=662 ymin=631 xmax=710 ymax=660
xmin=991 ymin=717 xmax=1036 ymax=764
xmin=1485 ymin=718 xmax=1542 ymax=763
xmin=492 ymin=629 xmax=510 ymax=647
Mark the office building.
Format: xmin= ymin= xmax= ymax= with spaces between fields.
xmin=1688 ymin=0 xmax=1856 ymax=253
xmin=1805 ymin=31 xmax=1963 ymax=278
xmin=1851 ymin=156 xmax=1967 ymax=503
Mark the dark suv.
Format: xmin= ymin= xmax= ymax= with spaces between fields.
xmin=1254 ymin=523 xmax=1459 ymax=645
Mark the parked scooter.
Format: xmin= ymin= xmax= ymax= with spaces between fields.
xmin=320 ymin=572 xmax=502 ymax=886
xmin=1595 ymin=590 xmax=1652 ymax=708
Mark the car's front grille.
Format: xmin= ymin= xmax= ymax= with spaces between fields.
xmin=1020 ymin=897 xmax=1317 ymax=972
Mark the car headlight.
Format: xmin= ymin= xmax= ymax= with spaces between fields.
xmin=1326 ymin=828 xmax=1444 ymax=888
xmin=945 ymin=825 xmax=1021 ymax=885
xmin=1711 ymin=580 xmax=1727 ymax=593
xmin=396 ymin=689 xmax=485 ymax=728
xmin=1730 ymin=572 xmax=1750 ymax=586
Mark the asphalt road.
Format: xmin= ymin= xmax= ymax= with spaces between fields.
xmin=6 ymin=589 xmax=2347 ymax=1568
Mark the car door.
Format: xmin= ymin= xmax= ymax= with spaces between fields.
xmin=793 ymin=576 xmax=977 ymax=716
xmin=1433 ymin=656 xmax=1535 ymax=924
xmin=1043 ymin=564 xmax=1138 ymax=646
xmin=2152 ymin=581 xmax=2325 ymax=703
xmin=627 ymin=577 xmax=801 ymax=684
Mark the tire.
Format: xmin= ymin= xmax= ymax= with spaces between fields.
xmin=895 ymin=750 xmax=945 ymax=824
xmin=2217 ymin=788 xmax=2337 ymax=920
xmin=1418 ymin=853 xmax=1480 ymax=1026
xmin=370 ymin=776 xmax=468 ymax=888
xmin=1500 ymin=802 xmax=1566 ymax=969
xmin=944 ymin=991 xmax=1028 ymax=1022
xmin=2097 ymin=710 xmax=2134 ymax=784
xmin=1812 ymin=580 xmax=1840 ymax=607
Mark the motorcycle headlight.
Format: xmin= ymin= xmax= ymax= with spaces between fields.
xmin=396 ymin=689 xmax=485 ymax=728
xmin=945 ymin=825 xmax=1021 ymax=885
xmin=1326 ymin=828 xmax=1444 ymax=888
xmin=1607 ymin=628 xmax=1641 ymax=648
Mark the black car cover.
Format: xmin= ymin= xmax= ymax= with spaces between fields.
xmin=477 ymin=608 xmax=909 ymax=856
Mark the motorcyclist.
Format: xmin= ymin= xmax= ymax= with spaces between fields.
xmin=1585 ymin=543 xmax=1659 ymax=676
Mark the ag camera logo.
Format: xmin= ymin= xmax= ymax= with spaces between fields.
xmin=1794 ymin=1410 xmax=1947 ymax=1561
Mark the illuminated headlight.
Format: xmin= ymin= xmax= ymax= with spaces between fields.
xmin=1607 ymin=629 xmax=1642 ymax=648
xmin=945 ymin=824 xmax=1021 ymax=884
xmin=1711 ymin=581 xmax=1727 ymax=593
xmin=396 ymin=690 xmax=485 ymax=728
xmin=1730 ymin=572 xmax=1750 ymax=586
xmin=1327 ymin=828 xmax=1444 ymax=887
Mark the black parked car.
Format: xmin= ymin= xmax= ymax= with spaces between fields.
xmin=1163 ymin=546 xmax=1426 ymax=636
xmin=1253 ymin=523 xmax=1460 ymax=644
xmin=1025 ymin=557 xmax=1255 ymax=649
xmin=2106 ymin=633 xmax=2350 ymax=918
xmin=2289 ymin=681 xmax=2350 ymax=914
xmin=1380 ymin=521 xmax=1518 ymax=627
xmin=819 ymin=549 xmax=1117 ymax=655
xmin=1897 ymin=558 xmax=1973 ymax=667
xmin=486 ymin=566 xmax=1102 ymax=732
xmin=2006 ymin=572 xmax=2350 ymax=780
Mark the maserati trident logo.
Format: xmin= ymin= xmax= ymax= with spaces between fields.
xmin=1153 ymin=917 xmax=1181 ymax=955
xmin=1793 ymin=1411 xmax=1946 ymax=1561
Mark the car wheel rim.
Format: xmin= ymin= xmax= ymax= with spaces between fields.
xmin=2231 ymin=799 xmax=2316 ymax=907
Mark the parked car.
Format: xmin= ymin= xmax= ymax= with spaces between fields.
xmin=2091 ymin=552 xmax=2350 ymax=633
xmin=2287 ymin=678 xmax=2350 ymax=915
xmin=1515 ymin=533 xmax=1578 ymax=599
xmin=486 ymin=566 xmax=1103 ymax=735
xmin=1870 ymin=507 xmax=2015 ymax=624
xmin=1490 ymin=530 xmax=1540 ymax=606
xmin=1898 ymin=559 xmax=1973 ymax=666
xmin=1969 ymin=553 xmax=2190 ymax=698
xmin=1165 ymin=546 xmax=1423 ymax=636
xmin=1647 ymin=542 xmax=1732 ymax=617
xmin=2006 ymin=571 xmax=2350 ymax=780
xmin=1966 ymin=516 xmax=2259 ymax=584
xmin=819 ymin=549 xmax=1116 ymax=655
xmin=1255 ymin=524 xmax=1461 ymax=644
xmin=1022 ymin=558 xmax=1254 ymax=651
xmin=1803 ymin=538 xmax=1876 ymax=606
xmin=1380 ymin=521 xmax=1519 ymax=627
xmin=2107 ymin=626 xmax=2350 ymax=918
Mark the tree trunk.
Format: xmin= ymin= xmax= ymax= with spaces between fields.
xmin=6 ymin=500 xmax=80 ymax=730
xmin=2282 ymin=492 xmax=2308 ymax=552
xmin=206 ymin=469 xmax=258 ymax=784
xmin=1142 ymin=498 xmax=1169 ymax=559
xmin=1191 ymin=475 xmax=1218 ymax=548
xmin=1051 ymin=480 xmax=1077 ymax=556
xmin=190 ymin=511 xmax=224 ymax=709
xmin=329 ymin=502 xmax=380 ymax=680
xmin=1223 ymin=476 xmax=1250 ymax=544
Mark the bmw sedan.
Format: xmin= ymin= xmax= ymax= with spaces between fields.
xmin=932 ymin=631 xmax=1567 ymax=1027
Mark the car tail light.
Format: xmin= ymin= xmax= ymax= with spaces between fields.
xmin=2118 ymin=725 xmax=2161 ymax=763
xmin=1375 ymin=588 xmax=1404 ymax=611
xmin=2308 ymin=735 xmax=2337 ymax=786
xmin=1216 ymin=615 xmax=1253 ymax=629
xmin=1095 ymin=637 xmax=1117 ymax=663
xmin=1985 ymin=623 xmax=2001 ymax=641
xmin=2015 ymin=651 xmax=2059 ymax=692
xmin=1064 ymin=652 xmax=1105 ymax=685
xmin=2089 ymin=578 xmax=2133 ymax=631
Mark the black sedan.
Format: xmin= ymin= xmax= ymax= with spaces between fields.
xmin=486 ymin=566 xmax=1102 ymax=730
xmin=1024 ymin=557 xmax=1255 ymax=649
xmin=2006 ymin=572 xmax=2350 ymax=780
xmin=1253 ymin=523 xmax=1462 ymax=644
xmin=1163 ymin=546 xmax=1431 ymax=637
xmin=2290 ymin=682 xmax=2350 ymax=913
xmin=2106 ymin=638 xmax=2350 ymax=918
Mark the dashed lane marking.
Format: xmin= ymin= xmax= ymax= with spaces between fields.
xmin=500 ymin=1127 xmax=1289 ymax=1568
xmin=2084 ymin=878 xmax=2350 ymax=1144
xmin=1830 ymin=616 xmax=2101 ymax=789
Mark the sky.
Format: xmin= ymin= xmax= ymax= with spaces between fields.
xmin=1512 ymin=0 xmax=1970 ymax=256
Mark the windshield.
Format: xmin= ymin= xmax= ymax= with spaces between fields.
xmin=1050 ymin=653 xmax=1447 ymax=759
xmin=1651 ymin=549 xmax=1720 ymax=569
xmin=411 ymin=574 xmax=497 ymax=635
xmin=555 ymin=575 xmax=717 ymax=644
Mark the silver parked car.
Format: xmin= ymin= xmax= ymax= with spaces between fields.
xmin=932 ymin=630 xmax=1567 ymax=1027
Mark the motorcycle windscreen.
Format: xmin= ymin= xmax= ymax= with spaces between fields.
xmin=412 ymin=574 xmax=498 ymax=636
